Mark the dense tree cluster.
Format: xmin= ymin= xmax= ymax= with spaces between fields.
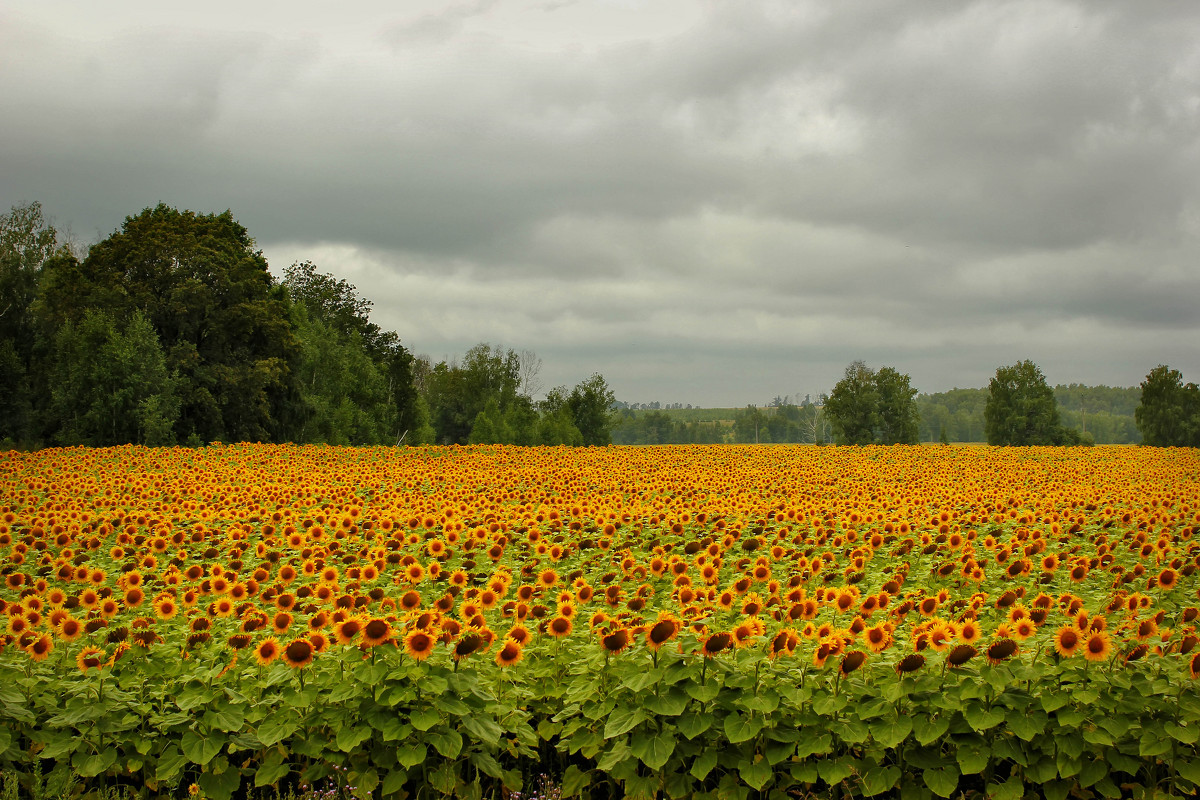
xmin=0 ymin=202 xmax=617 ymax=449
xmin=420 ymin=344 xmax=618 ymax=446
xmin=916 ymin=385 xmax=1139 ymax=444
xmin=984 ymin=360 xmax=1090 ymax=446
xmin=824 ymin=361 xmax=920 ymax=445
xmin=1135 ymin=365 xmax=1199 ymax=447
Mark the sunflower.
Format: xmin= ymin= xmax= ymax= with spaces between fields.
xmin=986 ymin=638 xmax=1018 ymax=665
xmin=228 ymin=633 xmax=253 ymax=650
xmin=334 ymin=618 xmax=363 ymax=646
xmin=840 ymin=650 xmax=867 ymax=676
xmin=76 ymin=646 xmax=106 ymax=672
xmin=946 ymin=644 xmax=977 ymax=667
xmin=864 ymin=624 xmax=892 ymax=654
xmin=1190 ymin=652 xmax=1200 ymax=680
xmin=547 ymin=615 xmax=573 ymax=638
xmin=1135 ymin=618 xmax=1159 ymax=640
xmin=1157 ymin=568 xmax=1178 ymax=590
xmin=1124 ymin=643 xmax=1149 ymax=664
xmin=927 ymin=623 xmax=954 ymax=652
xmin=701 ymin=631 xmax=734 ymax=657
xmin=255 ymin=637 xmax=280 ymax=666
xmin=600 ymin=627 xmax=630 ymax=655
xmin=769 ymin=629 xmax=799 ymax=659
xmin=1053 ymin=626 xmax=1080 ymax=657
xmin=404 ymin=630 xmax=435 ymax=661
xmin=272 ymin=612 xmax=293 ymax=634
xmin=26 ymin=634 xmax=54 ymax=661
xmin=56 ymin=616 xmax=83 ymax=642
xmin=1012 ymin=620 xmax=1036 ymax=641
xmin=283 ymin=638 xmax=315 ymax=668
xmin=453 ymin=632 xmax=483 ymax=661
xmin=154 ymin=597 xmax=178 ymax=620
xmin=495 ymin=640 xmax=523 ymax=667
xmin=813 ymin=641 xmax=834 ymax=669
xmin=958 ymin=620 xmax=982 ymax=644
xmin=1082 ymin=632 xmax=1112 ymax=662
xmin=646 ymin=616 xmax=680 ymax=650
xmin=896 ymin=653 xmax=926 ymax=674
xmin=741 ymin=592 xmax=764 ymax=616
xmin=361 ymin=618 xmax=392 ymax=647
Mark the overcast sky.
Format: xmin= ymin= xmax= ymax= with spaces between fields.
xmin=3 ymin=1 xmax=1198 ymax=406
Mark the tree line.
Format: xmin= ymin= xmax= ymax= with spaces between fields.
xmin=0 ymin=202 xmax=617 ymax=449
xmin=612 ymin=361 xmax=1194 ymax=448
xmin=4 ymin=201 xmax=1195 ymax=450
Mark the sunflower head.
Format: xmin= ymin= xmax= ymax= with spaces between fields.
xmin=947 ymin=644 xmax=977 ymax=667
xmin=701 ymin=631 xmax=734 ymax=658
xmin=495 ymin=640 xmax=523 ymax=667
xmin=283 ymin=638 xmax=315 ymax=668
xmin=840 ymin=650 xmax=867 ymax=676
xmin=1082 ymin=632 xmax=1112 ymax=662
xmin=986 ymin=638 xmax=1018 ymax=665
xmin=453 ymin=632 xmax=483 ymax=661
xmin=600 ymin=627 xmax=630 ymax=655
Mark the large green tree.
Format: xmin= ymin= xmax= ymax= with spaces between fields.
xmin=288 ymin=304 xmax=396 ymax=445
xmin=825 ymin=361 xmax=883 ymax=445
xmin=1135 ymin=365 xmax=1199 ymax=447
xmin=40 ymin=205 xmax=298 ymax=443
xmin=282 ymin=261 xmax=418 ymax=445
xmin=825 ymin=361 xmax=920 ymax=445
xmin=567 ymin=373 xmax=617 ymax=446
xmin=874 ymin=366 xmax=920 ymax=445
xmin=426 ymin=344 xmax=523 ymax=444
xmin=984 ymin=360 xmax=1082 ymax=445
xmin=0 ymin=202 xmax=65 ymax=443
xmin=50 ymin=310 xmax=179 ymax=445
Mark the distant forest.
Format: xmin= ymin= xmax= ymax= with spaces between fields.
xmin=612 ymin=384 xmax=1141 ymax=445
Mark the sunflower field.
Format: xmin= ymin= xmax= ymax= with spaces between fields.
xmin=2 ymin=443 xmax=1199 ymax=800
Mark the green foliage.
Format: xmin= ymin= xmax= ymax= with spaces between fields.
xmin=614 ymin=410 xmax=727 ymax=444
xmin=537 ymin=406 xmax=584 ymax=446
xmin=826 ymin=361 xmax=880 ymax=445
xmin=567 ymin=373 xmax=618 ymax=446
xmin=50 ymin=310 xmax=179 ymax=445
xmin=874 ymin=366 xmax=920 ymax=445
xmin=467 ymin=397 xmax=511 ymax=445
xmin=0 ymin=202 xmax=65 ymax=444
xmin=282 ymin=261 xmax=419 ymax=443
xmin=0 ymin=201 xmax=429 ymax=449
xmin=825 ymin=361 xmax=919 ymax=445
xmin=921 ymin=384 xmax=1140 ymax=444
xmin=289 ymin=305 xmax=397 ymax=445
xmin=425 ymin=344 xmax=614 ymax=447
xmin=1135 ymin=365 xmax=1200 ymax=447
xmin=985 ymin=360 xmax=1085 ymax=446
xmin=427 ymin=343 xmax=523 ymax=444
xmin=43 ymin=205 xmax=298 ymax=443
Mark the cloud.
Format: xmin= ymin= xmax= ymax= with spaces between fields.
xmin=1 ymin=0 xmax=1197 ymax=403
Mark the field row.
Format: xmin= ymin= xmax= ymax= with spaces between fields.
xmin=2 ymin=444 xmax=1199 ymax=799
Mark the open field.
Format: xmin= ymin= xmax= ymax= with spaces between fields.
xmin=2 ymin=444 xmax=1200 ymax=800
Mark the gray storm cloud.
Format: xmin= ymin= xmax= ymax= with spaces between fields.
xmin=2 ymin=0 xmax=1197 ymax=405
